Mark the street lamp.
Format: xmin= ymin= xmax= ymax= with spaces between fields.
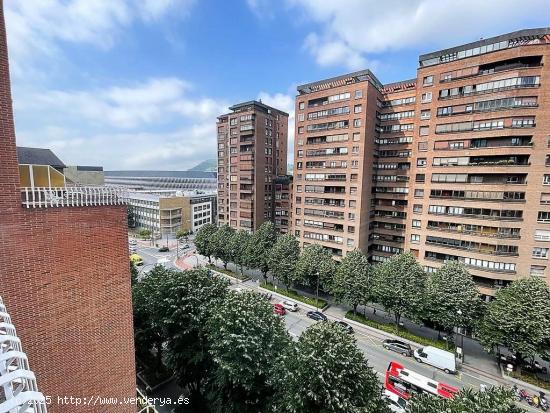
xmin=315 ymin=271 xmax=320 ymax=310
xmin=456 ymin=309 xmax=465 ymax=363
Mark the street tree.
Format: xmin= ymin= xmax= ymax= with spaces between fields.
xmin=194 ymin=223 xmax=218 ymax=264
xmin=274 ymin=322 xmax=389 ymax=413
xmin=138 ymin=228 xmax=151 ymax=239
xmin=330 ymin=249 xmax=372 ymax=315
xmin=175 ymin=228 xmax=191 ymax=239
xmin=130 ymin=261 xmax=139 ymax=286
xmin=244 ymin=221 xmax=277 ymax=281
xmin=426 ymin=260 xmax=481 ymax=333
xmin=294 ymin=243 xmax=336 ymax=291
xmin=409 ymin=387 xmax=525 ymax=413
xmin=374 ymin=252 xmax=427 ymax=328
xmin=227 ymin=229 xmax=250 ymax=275
xmin=210 ymin=224 xmax=235 ymax=269
xmin=206 ymin=290 xmax=290 ymax=413
xmin=478 ymin=276 xmax=550 ymax=363
xmin=268 ymin=233 xmax=300 ymax=290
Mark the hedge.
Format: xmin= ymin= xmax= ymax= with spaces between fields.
xmin=261 ymin=282 xmax=328 ymax=309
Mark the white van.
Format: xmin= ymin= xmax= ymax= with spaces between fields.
xmin=413 ymin=346 xmax=457 ymax=374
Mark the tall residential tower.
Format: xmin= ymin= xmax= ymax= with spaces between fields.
xmin=217 ymin=101 xmax=288 ymax=232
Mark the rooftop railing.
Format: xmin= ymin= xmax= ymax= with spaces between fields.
xmin=21 ymin=186 xmax=128 ymax=208
xmin=0 ymin=296 xmax=48 ymax=413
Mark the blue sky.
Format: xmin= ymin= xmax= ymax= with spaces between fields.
xmin=5 ymin=0 xmax=550 ymax=170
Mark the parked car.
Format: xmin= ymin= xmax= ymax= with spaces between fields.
xmin=158 ymin=246 xmax=169 ymax=252
xmin=129 ymin=239 xmax=137 ymax=245
xmin=280 ymin=300 xmax=298 ymax=312
xmin=306 ymin=311 xmax=327 ymax=321
xmin=414 ymin=346 xmax=457 ymax=374
xmin=335 ymin=321 xmax=354 ymax=334
xmin=382 ymin=339 xmax=413 ymax=357
xmin=382 ymin=390 xmax=407 ymax=413
xmin=273 ymin=303 xmax=286 ymax=316
xmin=181 ymin=244 xmax=190 ymax=249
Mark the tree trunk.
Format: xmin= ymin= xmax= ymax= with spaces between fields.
xmin=155 ymin=341 xmax=163 ymax=371
xmin=223 ymin=260 xmax=228 ymax=269
xmin=208 ymin=255 xmax=212 ymax=264
xmin=353 ymin=303 xmax=358 ymax=316
xmin=395 ymin=313 xmax=401 ymax=330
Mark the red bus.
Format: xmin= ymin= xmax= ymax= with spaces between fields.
xmin=385 ymin=361 xmax=459 ymax=400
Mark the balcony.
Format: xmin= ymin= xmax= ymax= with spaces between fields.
xmin=425 ymin=237 xmax=519 ymax=256
xmin=21 ymin=186 xmax=128 ymax=208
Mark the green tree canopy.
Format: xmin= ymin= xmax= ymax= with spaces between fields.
xmin=409 ymin=387 xmax=525 ymax=413
xmin=245 ymin=222 xmax=278 ymax=281
xmin=138 ymin=228 xmax=151 ymax=239
xmin=274 ymin=322 xmax=389 ymax=413
xmin=194 ymin=223 xmax=218 ymax=263
xmin=227 ymin=229 xmax=251 ymax=274
xmin=426 ymin=260 xmax=482 ymax=332
xmin=210 ymin=224 xmax=235 ymax=269
xmin=374 ymin=252 xmax=427 ymax=327
xmin=294 ymin=243 xmax=337 ymax=290
xmin=268 ymin=233 xmax=300 ymax=290
xmin=478 ymin=276 xmax=550 ymax=361
xmin=206 ymin=290 xmax=290 ymax=413
xmin=330 ymin=249 xmax=373 ymax=315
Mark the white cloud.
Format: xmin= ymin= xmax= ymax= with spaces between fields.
xmin=13 ymin=77 xmax=228 ymax=169
xmin=288 ymin=0 xmax=550 ymax=69
xmin=257 ymin=91 xmax=295 ymax=167
xmin=4 ymin=0 xmax=194 ymax=77
xmin=19 ymin=77 xmax=225 ymax=130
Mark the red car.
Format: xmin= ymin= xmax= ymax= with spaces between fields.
xmin=273 ymin=303 xmax=286 ymax=315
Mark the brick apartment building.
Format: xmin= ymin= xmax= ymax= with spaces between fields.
xmin=0 ymin=2 xmax=136 ymax=412
xmin=217 ymin=101 xmax=289 ymax=232
xmin=292 ymin=28 xmax=550 ymax=297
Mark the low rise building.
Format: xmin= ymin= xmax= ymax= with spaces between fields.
xmin=128 ymin=190 xmax=216 ymax=236
xmin=105 ymin=170 xmax=217 ymax=191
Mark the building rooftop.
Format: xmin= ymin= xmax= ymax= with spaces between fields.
xmin=297 ymin=69 xmax=383 ymax=94
xmin=381 ymin=78 xmax=417 ymax=94
xmin=419 ymin=27 xmax=550 ymax=67
xmin=105 ymin=170 xmax=216 ymax=179
xmin=17 ymin=146 xmax=66 ymax=168
xmin=226 ymin=100 xmax=289 ymax=117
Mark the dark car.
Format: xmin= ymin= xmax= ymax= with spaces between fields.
xmin=382 ymin=339 xmax=413 ymax=357
xmin=306 ymin=311 xmax=327 ymax=321
xmin=158 ymin=246 xmax=169 ymax=252
xmin=335 ymin=321 xmax=354 ymax=334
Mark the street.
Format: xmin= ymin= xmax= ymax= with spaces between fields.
xmin=131 ymin=240 xmax=541 ymax=412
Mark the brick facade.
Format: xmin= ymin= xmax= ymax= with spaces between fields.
xmin=0 ymin=1 xmax=136 ymax=411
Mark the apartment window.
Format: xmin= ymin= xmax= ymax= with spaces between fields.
xmin=417 ymin=158 xmax=427 ymax=167
xmin=297 ymin=150 xmax=303 ymax=157
xmin=295 ymin=230 xmax=301 ymax=237
xmin=295 ymin=219 xmax=302 ymax=226
xmin=420 ymin=110 xmax=431 ymax=120
xmin=416 ymin=174 xmax=426 ymax=183
xmin=418 ymin=141 xmax=428 ymax=151
xmin=298 ymin=113 xmax=305 ymax=122
xmin=354 ymin=105 xmax=362 ymax=114
xmin=297 ymin=139 xmax=303 ymax=146
xmin=411 ymin=234 xmax=420 ymax=243
xmin=414 ymin=189 xmax=424 ymax=198
xmin=296 ymin=208 xmax=302 ymax=215
xmin=299 ymin=102 xmax=305 ymax=110
xmin=353 ymin=119 xmax=362 ymax=127
xmin=351 ymin=160 xmax=359 ymax=169
xmin=349 ymin=200 xmax=356 ymax=208
xmin=348 ymin=226 xmax=355 ymax=233
xmin=423 ymin=75 xmax=434 ymax=86
xmin=296 ymin=185 xmax=302 ymax=193
xmin=353 ymin=132 xmax=360 ymax=142
xmin=355 ymin=90 xmax=363 ymax=99
xmin=530 ymin=265 xmax=546 ymax=277
xmin=543 ymin=175 xmax=550 ymax=185
xmin=347 ymin=238 xmax=354 ymax=247
xmin=421 ymin=92 xmax=432 ymax=103
xmin=412 ymin=219 xmax=421 ymax=228
xmin=348 ymin=212 xmax=355 ymax=220
xmin=413 ymin=204 xmax=423 ymax=213
xmin=298 ymin=126 xmax=304 ymax=134
xmin=419 ymin=126 xmax=429 ymax=136
xmin=532 ymin=247 xmax=549 ymax=259
xmin=535 ymin=229 xmax=550 ymax=241
xmin=350 ymin=187 xmax=357 ymax=195
xmin=352 ymin=146 xmax=359 ymax=154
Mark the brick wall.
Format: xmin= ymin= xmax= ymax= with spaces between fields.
xmin=0 ymin=1 xmax=137 ymax=411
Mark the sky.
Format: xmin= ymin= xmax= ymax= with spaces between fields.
xmin=5 ymin=0 xmax=550 ymax=170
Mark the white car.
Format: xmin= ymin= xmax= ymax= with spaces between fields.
xmin=382 ymin=390 xmax=407 ymax=413
xmin=280 ymin=300 xmax=298 ymax=312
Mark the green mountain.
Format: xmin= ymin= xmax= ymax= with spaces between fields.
xmin=189 ymin=159 xmax=217 ymax=172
